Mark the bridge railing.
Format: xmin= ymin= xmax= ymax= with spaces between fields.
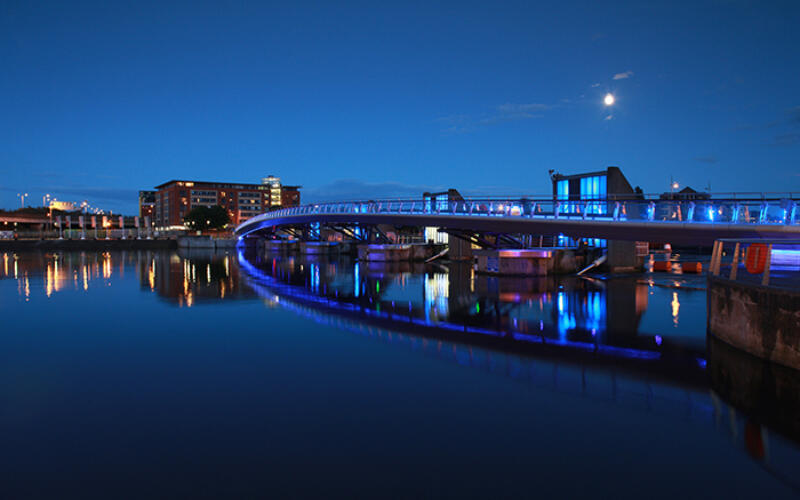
xmin=251 ymin=197 xmax=800 ymax=227
xmin=710 ymin=238 xmax=800 ymax=288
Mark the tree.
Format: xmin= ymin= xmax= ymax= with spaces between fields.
xmin=183 ymin=205 xmax=230 ymax=231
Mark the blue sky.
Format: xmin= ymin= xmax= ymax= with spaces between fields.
xmin=1 ymin=0 xmax=799 ymax=213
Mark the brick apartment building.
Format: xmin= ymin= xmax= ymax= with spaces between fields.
xmin=138 ymin=191 xmax=156 ymax=220
xmin=153 ymin=178 xmax=301 ymax=228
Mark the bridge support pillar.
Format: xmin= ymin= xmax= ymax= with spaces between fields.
xmin=607 ymin=240 xmax=642 ymax=272
xmin=448 ymin=236 xmax=473 ymax=261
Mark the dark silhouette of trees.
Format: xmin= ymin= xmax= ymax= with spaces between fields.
xmin=183 ymin=205 xmax=230 ymax=231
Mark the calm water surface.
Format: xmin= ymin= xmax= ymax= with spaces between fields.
xmin=1 ymin=249 xmax=798 ymax=498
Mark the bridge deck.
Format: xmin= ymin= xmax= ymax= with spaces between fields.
xmin=236 ymin=198 xmax=800 ymax=245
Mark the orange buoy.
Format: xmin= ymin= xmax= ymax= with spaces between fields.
xmin=745 ymin=243 xmax=768 ymax=274
xmin=681 ymin=262 xmax=703 ymax=273
xmin=652 ymin=261 xmax=671 ymax=272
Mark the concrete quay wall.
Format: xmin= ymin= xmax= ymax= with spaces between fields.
xmin=177 ymin=237 xmax=237 ymax=250
xmin=0 ymin=239 xmax=177 ymax=252
xmin=708 ymin=276 xmax=800 ymax=370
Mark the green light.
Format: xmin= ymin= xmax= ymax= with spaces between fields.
xmin=475 ymin=303 xmax=480 ymax=313
xmin=376 ymin=281 xmax=380 ymax=293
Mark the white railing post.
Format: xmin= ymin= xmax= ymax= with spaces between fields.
xmin=711 ymin=240 xmax=722 ymax=276
xmin=762 ymin=244 xmax=773 ymax=286
xmin=729 ymin=242 xmax=740 ymax=280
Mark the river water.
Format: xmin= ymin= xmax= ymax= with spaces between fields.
xmin=1 ymin=249 xmax=798 ymax=498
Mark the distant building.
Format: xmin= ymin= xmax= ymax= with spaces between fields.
xmin=550 ymin=166 xmax=636 ymax=207
xmin=49 ymin=200 xmax=76 ymax=212
xmin=659 ymin=186 xmax=711 ymax=201
xmin=261 ymin=175 xmax=283 ymax=208
xmin=421 ymin=189 xmax=460 ymax=241
xmin=138 ymin=191 xmax=156 ymax=220
xmin=549 ymin=166 xmax=638 ymax=247
xmin=281 ymin=185 xmax=301 ymax=208
xmin=153 ymin=179 xmax=301 ymax=229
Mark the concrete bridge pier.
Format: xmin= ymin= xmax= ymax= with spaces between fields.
xmin=448 ymin=236 xmax=473 ymax=261
xmin=607 ymin=240 xmax=644 ymax=273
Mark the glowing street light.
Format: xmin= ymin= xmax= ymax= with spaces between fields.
xmin=17 ymin=192 xmax=28 ymax=208
xmin=603 ymin=93 xmax=615 ymax=106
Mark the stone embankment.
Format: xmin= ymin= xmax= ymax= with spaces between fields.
xmin=0 ymin=239 xmax=177 ymax=251
xmin=708 ymin=275 xmax=800 ymax=370
xmin=177 ymin=236 xmax=237 ymax=250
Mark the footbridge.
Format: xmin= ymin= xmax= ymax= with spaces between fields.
xmin=235 ymin=195 xmax=800 ymax=246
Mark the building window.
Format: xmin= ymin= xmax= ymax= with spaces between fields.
xmin=557 ymin=180 xmax=569 ymax=200
xmin=556 ymin=180 xmax=572 ymax=213
xmin=579 ymin=175 xmax=607 ymax=214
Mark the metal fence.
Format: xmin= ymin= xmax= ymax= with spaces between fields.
xmin=710 ymin=238 xmax=800 ymax=288
xmin=253 ymin=197 xmax=800 ymax=226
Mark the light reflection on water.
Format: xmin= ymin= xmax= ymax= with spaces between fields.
xmin=0 ymin=250 xmax=253 ymax=307
xmin=235 ymin=248 xmax=709 ymax=360
xmin=1 ymin=248 xmax=799 ymax=496
xmin=232 ymin=247 xmax=799 ymax=491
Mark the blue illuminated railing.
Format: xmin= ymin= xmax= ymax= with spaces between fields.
xmin=242 ymin=195 xmax=800 ymax=228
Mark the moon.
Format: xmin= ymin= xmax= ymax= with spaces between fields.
xmin=604 ymin=93 xmax=615 ymax=106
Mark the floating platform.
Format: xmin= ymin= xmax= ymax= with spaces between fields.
xmin=300 ymin=241 xmax=340 ymax=255
xmin=357 ymin=243 xmax=443 ymax=262
xmin=264 ymin=240 xmax=300 ymax=253
xmin=474 ymin=248 xmax=580 ymax=276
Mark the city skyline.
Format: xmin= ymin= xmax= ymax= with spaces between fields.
xmin=2 ymin=0 xmax=799 ymax=214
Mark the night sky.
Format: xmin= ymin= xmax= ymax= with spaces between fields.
xmin=1 ymin=0 xmax=799 ymax=213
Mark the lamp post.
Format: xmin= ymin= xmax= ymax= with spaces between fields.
xmin=17 ymin=192 xmax=28 ymax=208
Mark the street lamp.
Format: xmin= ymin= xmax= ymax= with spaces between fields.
xmin=17 ymin=192 xmax=28 ymax=208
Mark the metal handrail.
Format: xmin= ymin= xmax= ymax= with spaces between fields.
xmin=247 ymin=197 xmax=800 ymax=228
xmin=256 ymin=191 xmax=800 ymax=204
